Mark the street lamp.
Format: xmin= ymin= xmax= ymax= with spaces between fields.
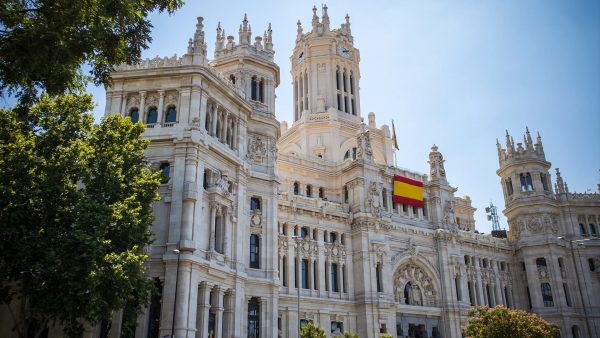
xmin=292 ymin=235 xmax=301 ymax=338
xmin=171 ymin=248 xmax=181 ymax=338
xmin=557 ymin=236 xmax=599 ymax=337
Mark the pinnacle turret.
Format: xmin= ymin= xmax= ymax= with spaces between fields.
xmin=321 ymin=4 xmax=330 ymax=32
xmin=497 ymin=128 xmax=546 ymax=167
xmin=213 ymin=14 xmax=275 ymax=61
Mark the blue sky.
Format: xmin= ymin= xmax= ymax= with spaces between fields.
xmin=86 ymin=0 xmax=600 ymax=234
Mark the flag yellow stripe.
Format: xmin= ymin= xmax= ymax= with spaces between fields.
xmin=394 ymin=181 xmax=423 ymax=201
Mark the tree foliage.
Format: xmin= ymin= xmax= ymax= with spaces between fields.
xmin=0 ymin=93 xmax=161 ymax=337
xmin=300 ymin=321 xmax=326 ymax=338
xmin=0 ymin=0 xmax=183 ymax=98
xmin=464 ymin=306 xmax=559 ymax=338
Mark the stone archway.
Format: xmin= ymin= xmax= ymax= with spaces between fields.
xmin=393 ymin=263 xmax=438 ymax=307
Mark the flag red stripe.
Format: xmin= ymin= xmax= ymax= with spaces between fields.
xmin=394 ymin=175 xmax=423 ymax=187
xmin=392 ymin=195 xmax=424 ymax=208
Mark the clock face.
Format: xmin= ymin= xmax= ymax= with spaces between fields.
xmin=296 ymin=51 xmax=304 ymax=63
xmin=338 ymin=46 xmax=351 ymax=58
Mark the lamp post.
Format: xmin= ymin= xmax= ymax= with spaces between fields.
xmin=171 ymin=248 xmax=181 ymax=338
xmin=558 ymin=237 xmax=599 ymax=337
xmin=292 ymin=235 xmax=301 ymax=338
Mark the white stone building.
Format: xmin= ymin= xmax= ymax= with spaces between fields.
xmin=2 ymin=5 xmax=599 ymax=338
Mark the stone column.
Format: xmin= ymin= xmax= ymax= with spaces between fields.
xmin=345 ymin=71 xmax=353 ymax=115
xmin=338 ymin=70 xmax=345 ymax=112
xmin=214 ymin=288 xmax=225 ymax=338
xmin=209 ymin=203 xmax=218 ymax=252
xmin=139 ymin=92 xmax=146 ymax=123
xmin=174 ymin=259 xmax=198 ymax=338
xmin=157 ymin=90 xmax=165 ymax=125
xmin=121 ymin=92 xmax=128 ymax=116
xmin=222 ymin=207 xmax=230 ymax=258
xmin=222 ymin=290 xmax=234 ymax=338
xmin=181 ymin=154 xmax=198 ymax=245
xmin=211 ymin=106 xmax=218 ymax=136
xmin=197 ymin=282 xmax=212 ymax=338
xmin=199 ymin=94 xmax=208 ymax=131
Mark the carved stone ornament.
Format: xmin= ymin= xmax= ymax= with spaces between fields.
xmin=393 ymin=263 xmax=437 ymax=307
xmin=296 ymin=237 xmax=319 ymax=258
xmin=356 ymin=123 xmax=373 ymax=161
xmin=126 ymin=95 xmax=140 ymax=108
xmin=247 ymin=135 xmax=267 ymax=164
xmin=367 ymin=181 xmax=383 ymax=218
xmin=324 ymin=242 xmax=347 ymax=262
xmin=146 ymin=95 xmax=158 ymax=107
xmin=442 ymin=200 xmax=458 ymax=232
xmin=537 ymin=266 xmax=550 ymax=281
xmin=278 ymin=235 xmax=288 ymax=254
xmin=215 ymin=172 xmax=231 ymax=196
xmin=251 ymin=213 xmax=262 ymax=226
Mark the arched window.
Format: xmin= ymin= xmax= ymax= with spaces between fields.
xmin=300 ymin=227 xmax=309 ymax=239
xmin=293 ymin=182 xmax=300 ymax=195
xmin=536 ymin=257 xmax=547 ymax=267
xmin=249 ymin=234 xmax=260 ymax=268
xmin=467 ymin=281 xmax=474 ymax=306
xmin=344 ymin=150 xmax=350 ymax=160
xmin=147 ymin=106 xmax=158 ymax=124
xmin=579 ymin=223 xmax=586 ymax=235
xmin=404 ymin=282 xmax=412 ymax=304
xmin=464 ymin=255 xmax=470 ymax=265
xmin=336 ymin=68 xmax=341 ymax=90
xmin=129 ymin=108 xmax=139 ymax=123
xmin=589 ymin=258 xmax=596 ymax=272
xmin=165 ymin=105 xmax=177 ymax=123
xmin=520 ymin=173 xmax=533 ymax=192
xmin=342 ymin=70 xmax=347 ymax=93
xmin=343 ymin=185 xmax=349 ymax=203
xmin=248 ymin=297 xmax=260 ymax=338
xmin=541 ymin=283 xmax=554 ymax=307
xmin=318 ymin=187 xmax=325 ymax=199
xmin=505 ymin=177 xmax=514 ymax=196
xmin=250 ymin=197 xmax=261 ymax=211
xmin=306 ymin=184 xmax=312 ymax=197
xmin=349 ymin=72 xmax=354 ymax=94
xmin=229 ymin=74 xmax=236 ymax=84
xmin=589 ymin=223 xmax=597 ymax=235
xmin=329 ymin=232 xmax=337 ymax=243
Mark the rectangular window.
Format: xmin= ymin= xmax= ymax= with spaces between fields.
xmin=249 ymin=235 xmax=260 ymax=269
xmin=563 ymin=283 xmax=572 ymax=307
xmin=301 ymin=259 xmax=309 ymax=289
xmin=331 ymin=321 xmax=343 ymax=334
xmin=314 ymin=261 xmax=318 ymax=290
xmin=455 ymin=277 xmax=462 ymax=301
xmin=329 ymin=232 xmax=337 ymax=243
xmin=376 ymin=263 xmax=383 ymax=292
xmin=148 ymin=278 xmax=163 ymax=338
xmin=331 ymin=263 xmax=339 ymax=292
xmin=248 ymin=298 xmax=260 ymax=338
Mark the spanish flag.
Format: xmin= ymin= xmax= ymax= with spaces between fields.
xmin=391 ymin=120 xmax=399 ymax=150
xmin=393 ymin=175 xmax=423 ymax=208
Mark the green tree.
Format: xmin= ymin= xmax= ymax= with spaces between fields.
xmin=0 ymin=93 xmax=161 ymax=338
xmin=0 ymin=0 xmax=183 ymax=99
xmin=300 ymin=321 xmax=326 ymax=338
xmin=464 ymin=306 xmax=559 ymax=338
xmin=343 ymin=332 xmax=359 ymax=338
xmin=379 ymin=334 xmax=393 ymax=338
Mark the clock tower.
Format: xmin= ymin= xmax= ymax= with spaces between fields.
xmin=291 ymin=4 xmax=361 ymax=122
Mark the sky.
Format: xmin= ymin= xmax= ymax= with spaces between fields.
xmin=85 ymin=0 xmax=600 ymax=234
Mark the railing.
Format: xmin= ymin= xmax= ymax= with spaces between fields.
xmin=163 ymin=122 xmax=177 ymax=128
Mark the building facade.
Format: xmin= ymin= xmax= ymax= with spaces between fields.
xmin=2 ymin=5 xmax=598 ymax=338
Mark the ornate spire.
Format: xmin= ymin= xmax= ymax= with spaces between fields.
xmin=192 ymin=17 xmax=206 ymax=53
xmin=265 ymin=23 xmax=273 ymax=51
xmin=297 ymin=20 xmax=303 ymax=40
xmin=215 ymin=22 xmax=224 ymax=51
xmin=555 ymin=168 xmax=566 ymax=194
xmin=428 ymin=144 xmax=448 ymax=184
xmin=535 ymin=131 xmax=544 ymax=156
xmin=312 ymin=5 xmax=319 ymax=31
xmin=321 ymin=4 xmax=330 ymax=31
xmin=344 ymin=13 xmax=351 ymax=35
xmin=239 ymin=14 xmax=251 ymax=45
xmin=524 ymin=127 xmax=534 ymax=151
